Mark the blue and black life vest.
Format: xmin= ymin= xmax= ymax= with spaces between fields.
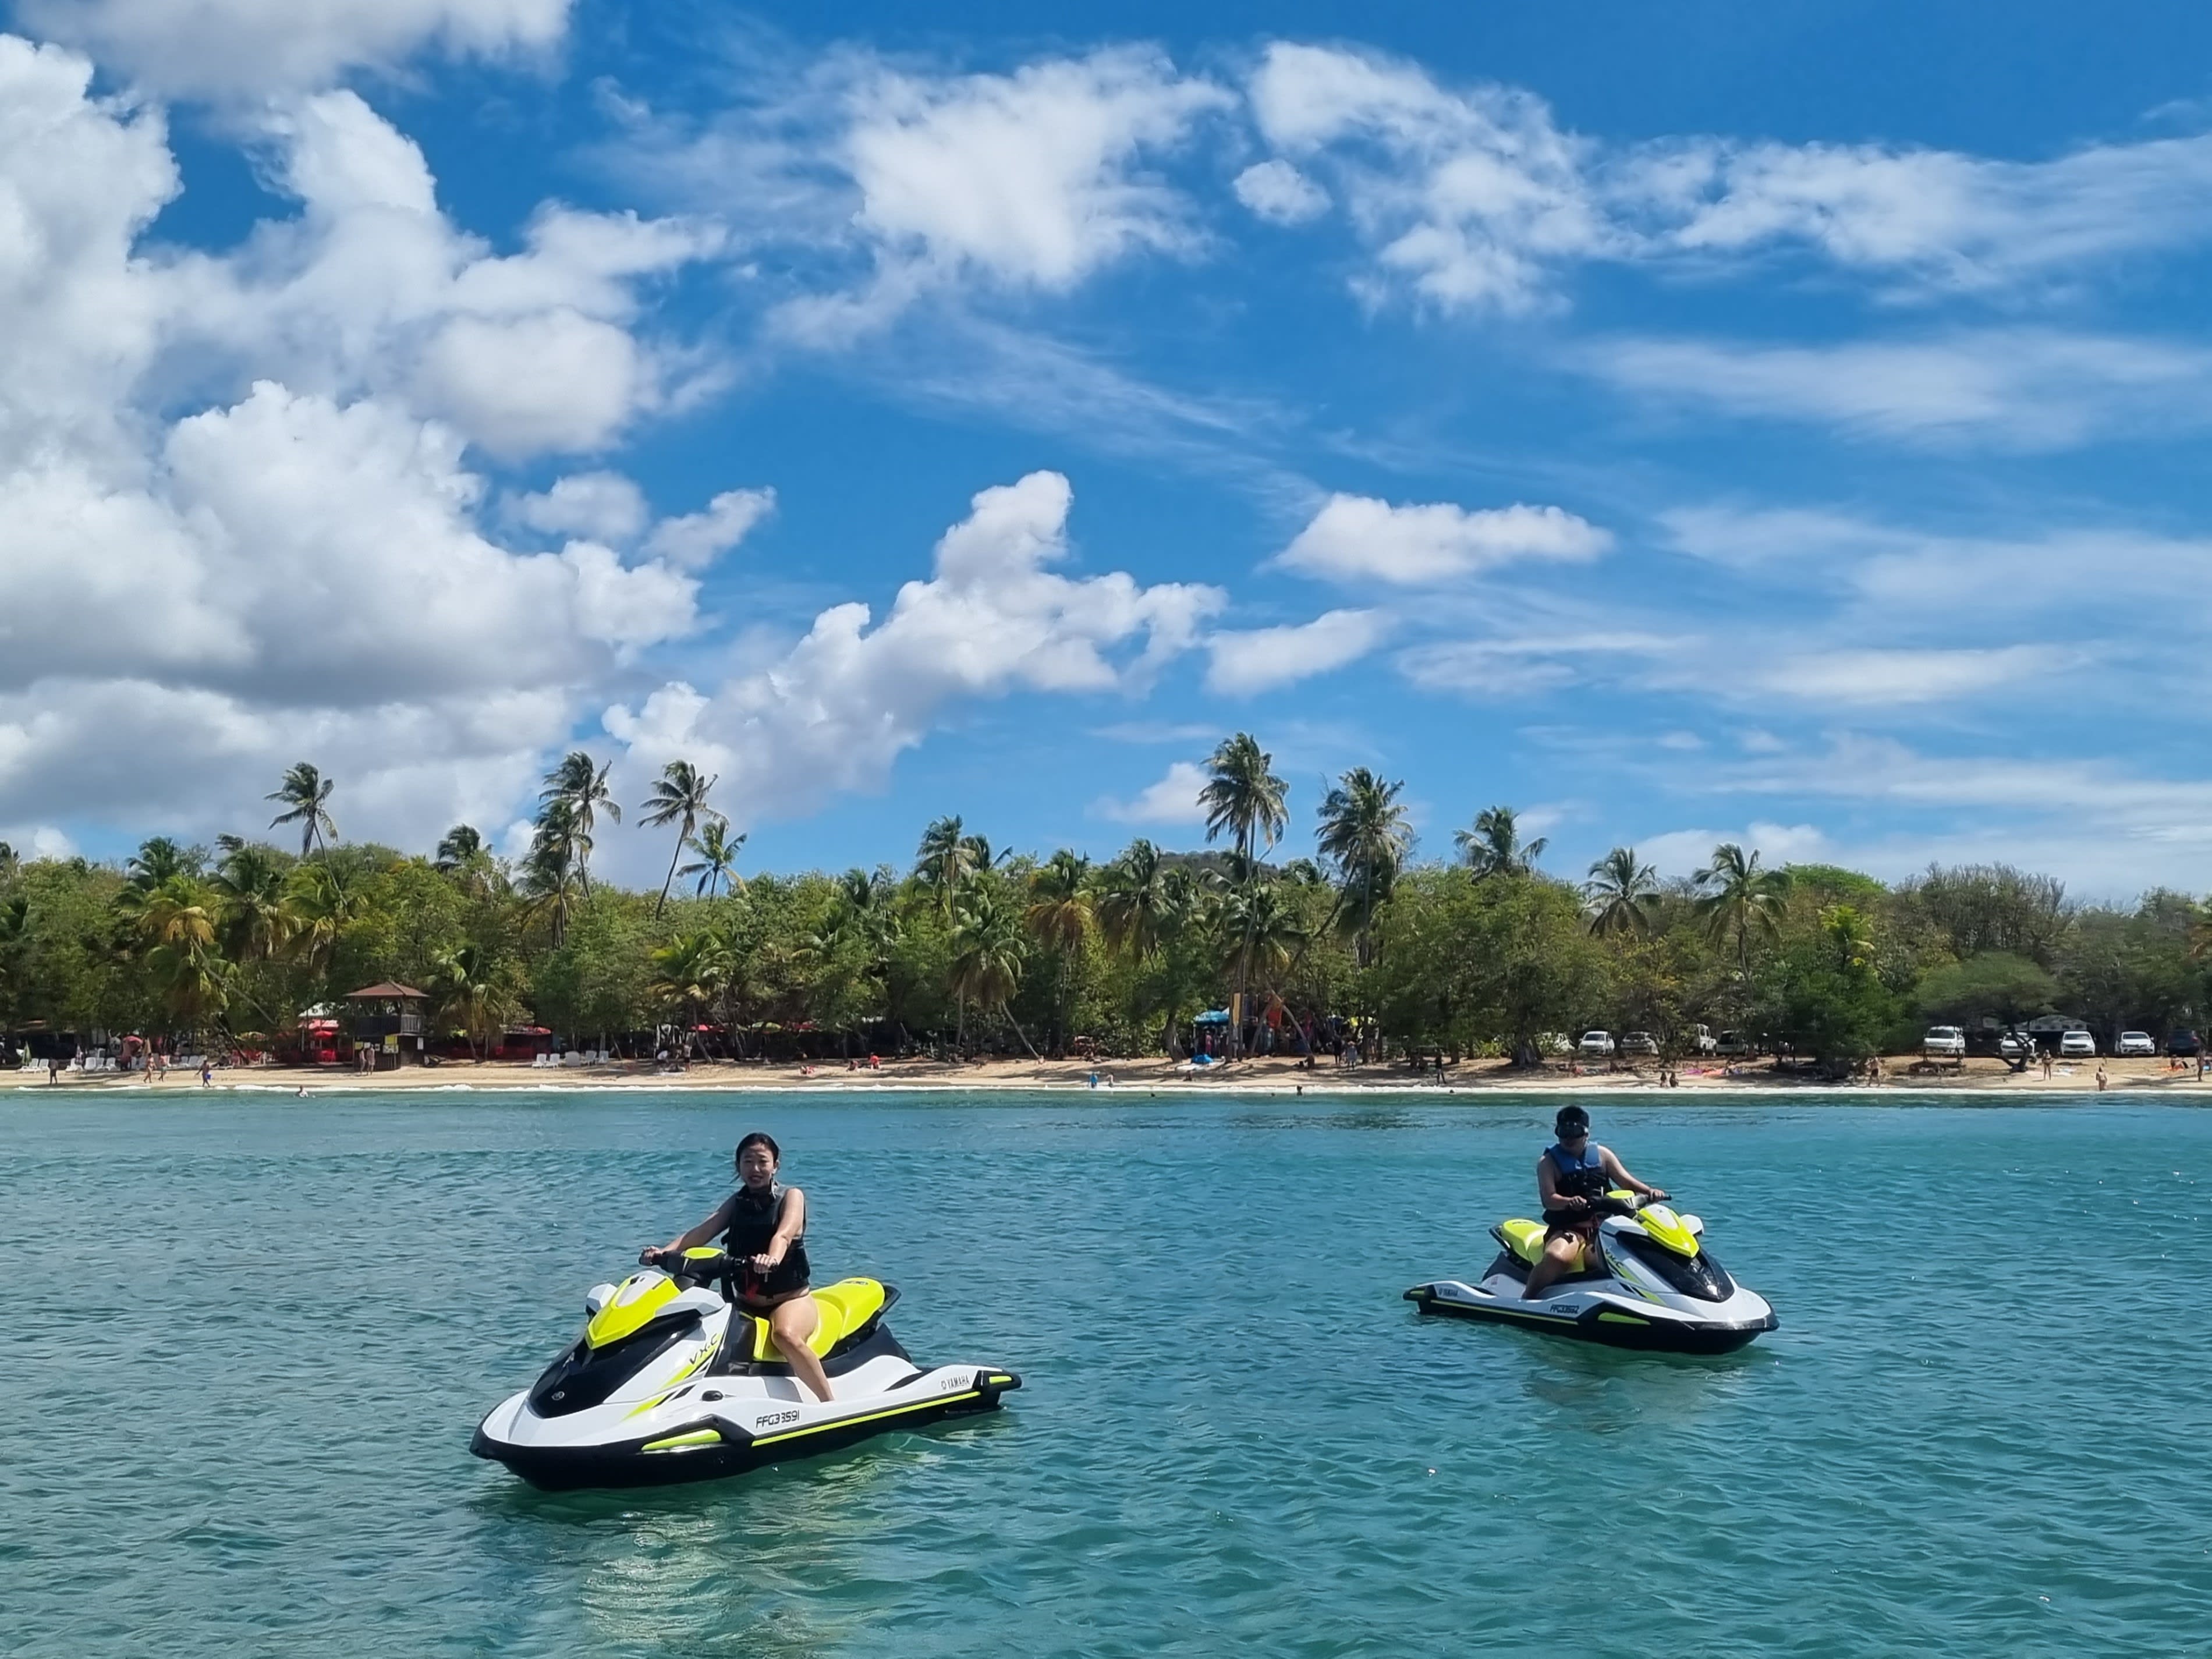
xmin=1545 ymin=1141 xmax=1610 ymax=1202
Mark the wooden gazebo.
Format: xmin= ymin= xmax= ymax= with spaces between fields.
xmin=343 ymin=982 xmax=430 ymax=1068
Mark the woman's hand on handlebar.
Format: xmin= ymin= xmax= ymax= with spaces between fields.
xmin=638 ymin=1244 xmax=674 ymax=1266
xmin=1646 ymin=1187 xmax=1670 ymax=1203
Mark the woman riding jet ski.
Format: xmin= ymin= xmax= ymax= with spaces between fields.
xmin=472 ymin=1135 xmax=1019 ymax=1489
xmin=1404 ymin=1107 xmax=1775 ymax=1353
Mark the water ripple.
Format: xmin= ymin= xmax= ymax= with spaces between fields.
xmin=5 ymin=1092 xmax=2211 ymax=1657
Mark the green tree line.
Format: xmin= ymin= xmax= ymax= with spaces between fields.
xmin=2 ymin=738 xmax=2206 ymax=1070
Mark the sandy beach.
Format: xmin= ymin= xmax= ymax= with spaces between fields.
xmin=10 ymin=1052 xmax=2209 ymax=1096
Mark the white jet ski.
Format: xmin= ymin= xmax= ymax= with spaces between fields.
xmin=472 ymin=1249 xmax=1020 ymax=1489
xmin=1405 ymin=1193 xmax=1776 ymax=1354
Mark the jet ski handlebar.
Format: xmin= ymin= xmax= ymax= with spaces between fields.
xmin=637 ymin=1247 xmax=744 ymax=1289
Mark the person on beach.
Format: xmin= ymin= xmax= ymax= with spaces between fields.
xmin=642 ymin=1132 xmax=832 ymax=1404
xmin=1521 ymin=1105 xmax=1669 ymax=1302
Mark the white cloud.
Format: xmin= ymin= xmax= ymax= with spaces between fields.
xmin=510 ymin=471 xmax=651 ymax=543
xmin=161 ymin=90 xmax=721 ymax=460
xmin=1398 ymin=631 xmax=1675 ymax=696
xmin=0 ymin=824 xmax=77 ymax=860
xmin=728 ymin=47 xmax=1229 ymax=345
xmin=1239 ymin=44 xmax=2212 ymax=314
xmin=1752 ymin=646 xmax=2059 ymax=707
xmin=20 ymin=0 xmax=572 ymax=97
xmin=1279 ymin=492 xmax=1611 ymax=585
xmin=1639 ymin=131 xmax=2212 ymax=292
xmin=602 ymin=472 xmax=1225 ymax=822
xmin=0 ymin=37 xmax=178 ymax=471
xmin=1204 ymin=609 xmax=1381 ymax=694
xmin=1233 ymin=158 xmax=1328 ymax=224
xmin=1091 ymin=760 xmax=1210 ymax=825
xmin=643 ymin=487 xmax=776 ymax=569
xmin=0 ymin=44 xmax=706 ymax=846
xmin=1664 ymin=503 xmax=2212 ymax=618
xmin=846 ymin=49 xmax=1229 ymax=289
xmin=1636 ymin=821 xmax=1831 ymax=880
xmin=1245 ymin=41 xmax=1608 ymax=315
xmin=1584 ymin=329 xmax=2212 ymax=449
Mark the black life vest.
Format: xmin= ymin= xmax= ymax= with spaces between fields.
xmin=724 ymin=1182 xmax=810 ymax=1300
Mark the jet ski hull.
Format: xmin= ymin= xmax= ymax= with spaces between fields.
xmin=472 ymin=1267 xmax=1021 ymax=1491
xmin=1406 ymin=1208 xmax=1778 ymax=1356
xmin=1405 ymin=1278 xmax=1774 ymax=1355
xmin=472 ymin=1367 xmax=1022 ymax=1490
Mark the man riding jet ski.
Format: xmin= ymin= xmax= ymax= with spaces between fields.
xmin=471 ymin=1248 xmax=1021 ymax=1490
xmin=1404 ymin=1107 xmax=1776 ymax=1353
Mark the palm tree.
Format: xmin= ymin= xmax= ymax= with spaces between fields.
xmin=128 ymin=874 xmax=230 ymax=1029
xmin=433 ymin=826 xmax=504 ymax=905
xmin=1456 ymin=806 xmax=1546 ymax=878
xmin=1096 ymin=840 xmax=1176 ymax=966
xmin=639 ymin=761 xmax=721 ymax=917
xmin=948 ymin=885 xmax=1037 ymax=1059
xmin=210 ymin=842 xmax=294 ymax=965
xmin=283 ymin=859 xmax=361 ymax=977
xmin=678 ymin=818 xmax=747 ymax=899
xmin=428 ymin=944 xmax=513 ymax=1062
xmin=266 ymin=763 xmax=337 ymax=858
xmin=1213 ymin=881 xmax=1308 ymax=990
xmin=538 ymin=751 xmax=619 ymax=894
xmin=1200 ymin=733 xmax=1289 ymax=1056
xmin=1696 ymin=843 xmax=1792 ymax=977
xmin=648 ymin=930 xmax=733 ymax=1056
xmin=1823 ymin=903 xmax=1874 ymax=971
xmin=126 ymin=836 xmax=202 ymax=889
xmin=521 ymin=803 xmax=586 ymax=948
xmin=1583 ymin=846 xmax=1660 ymax=939
xmin=915 ymin=815 xmax=981 ymax=914
xmin=1199 ymin=734 xmax=1289 ymax=867
xmin=1316 ymin=768 xmax=1412 ymax=967
xmin=1024 ymin=850 xmax=1093 ymax=1055
xmin=807 ymin=869 xmax=902 ymax=1037
xmin=434 ymin=825 xmax=483 ymax=871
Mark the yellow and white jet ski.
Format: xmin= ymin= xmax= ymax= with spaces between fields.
xmin=1405 ymin=1193 xmax=1776 ymax=1354
xmin=472 ymin=1249 xmax=1020 ymax=1489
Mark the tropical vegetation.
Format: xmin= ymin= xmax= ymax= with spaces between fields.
xmin=2 ymin=739 xmax=2207 ymax=1076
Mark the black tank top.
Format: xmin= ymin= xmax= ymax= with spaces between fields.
xmin=724 ymin=1182 xmax=810 ymax=1300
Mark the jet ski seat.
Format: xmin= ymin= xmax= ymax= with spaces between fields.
xmin=745 ymin=1277 xmax=889 ymax=1363
xmin=1500 ymin=1219 xmax=1548 ymax=1265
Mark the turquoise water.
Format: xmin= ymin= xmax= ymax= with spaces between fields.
xmin=5 ymin=1090 xmax=2210 ymax=1657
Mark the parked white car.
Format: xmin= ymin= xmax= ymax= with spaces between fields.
xmin=1619 ymin=1031 xmax=1660 ymax=1057
xmin=1714 ymin=1030 xmax=1752 ymax=1057
xmin=1997 ymin=1032 xmax=2032 ymax=1059
xmin=1578 ymin=1030 xmax=1615 ymax=1058
xmin=1689 ymin=1023 xmax=1719 ymax=1055
xmin=1922 ymin=1026 xmax=1967 ymax=1059
xmin=2059 ymin=1030 xmax=2097 ymax=1058
xmin=2115 ymin=1031 xmax=2156 ymax=1057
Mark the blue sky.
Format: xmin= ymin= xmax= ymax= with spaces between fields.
xmin=6 ymin=1 xmax=2212 ymax=896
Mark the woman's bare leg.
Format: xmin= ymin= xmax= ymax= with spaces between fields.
xmin=770 ymin=1296 xmax=832 ymax=1403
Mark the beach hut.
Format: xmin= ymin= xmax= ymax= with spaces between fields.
xmin=343 ymin=983 xmax=431 ymax=1068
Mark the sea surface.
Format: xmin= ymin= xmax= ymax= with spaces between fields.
xmin=4 ymin=1089 xmax=2210 ymax=1657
